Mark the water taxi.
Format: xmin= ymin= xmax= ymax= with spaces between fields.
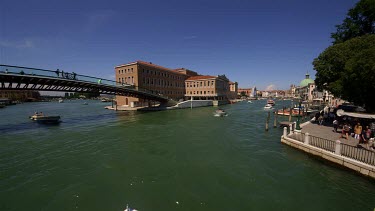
xmin=264 ymin=104 xmax=274 ymax=110
xmin=30 ymin=112 xmax=61 ymax=124
xmin=214 ymin=109 xmax=227 ymax=117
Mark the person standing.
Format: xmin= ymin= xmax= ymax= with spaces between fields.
xmin=333 ymin=119 xmax=339 ymax=132
xmin=354 ymin=122 xmax=362 ymax=140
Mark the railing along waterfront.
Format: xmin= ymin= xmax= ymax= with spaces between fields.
xmin=341 ymin=143 xmax=375 ymax=166
xmin=0 ymin=64 xmax=166 ymax=98
xmin=286 ymin=127 xmax=375 ymax=166
xmin=290 ymin=130 xmax=305 ymax=143
xmin=309 ymin=135 xmax=335 ymax=153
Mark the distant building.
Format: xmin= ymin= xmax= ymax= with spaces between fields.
xmin=0 ymin=90 xmax=40 ymax=102
xmin=250 ymin=86 xmax=257 ymax=97
xmin=295 ymin=73 xmax=334 ymax=104
xmin=185 ymin=75 xmax=230 ymax=100
xmin=238 ymin=88 xmax=252 ymax=97
xmin=228 ymin=81 xmax=238 ymax=100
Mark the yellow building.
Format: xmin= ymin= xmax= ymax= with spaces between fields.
xmin=185 ymin=75 xmax=230 ymax=100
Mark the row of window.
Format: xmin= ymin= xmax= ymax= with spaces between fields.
xmin=118 ymin=68 xmax=134 ymax=74
xmin=152 ymin=90 xmax=184 ymax=95
xmin=118 ymin=76 xmax=134 ymax=84
xmin=142 ymin=78 xmax=184 ymax=88
xmin=186 ymin=90 xmax=216 ymax=95
xmin=142 ymin=69 xmax=183 ymax=80
xmin=186 ymin=81 xmax=215 ymax=88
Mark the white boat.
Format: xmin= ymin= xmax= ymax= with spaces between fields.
xmin=83 ymin=102 xmax=88 ymax=105
xmin=30 ymin=112 xmax=61 ymax=124
xmin=214 ymin=109 xmax=227 ymax=117
xmin=124 ymin=204 xmax=138 ymax=211
xmin=58 ymin=99 xmax=64 ymax=103
xmin=264 ymin=104 xmax=274 ymax=110
xmin=248 ymin=101 xmax=252 ymax=103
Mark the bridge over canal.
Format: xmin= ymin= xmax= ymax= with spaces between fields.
xmin=0 ymin=64 xmax=169 ymax=103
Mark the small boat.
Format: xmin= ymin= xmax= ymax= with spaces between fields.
xmin=267 ymin=99 xmax=275 ymax=106
xmin=101 ymin=98 xmax=111 ymax=102
xmin=58 ymin=99 xmax=64 ymax=103
xmin=214 ymin=109 xmax=227 ymax=117
xmin=264 ymin=104 xmax=274 ymax=110
xmin=30 ymin=112 xmax=61 ymax=124
xmin=247 ymin=101 xmax=252 ymax=103
xmin=83 ymin=102 xmax=88 ymax=105
xmin=124 ymin=204 xmax=138 ymax=211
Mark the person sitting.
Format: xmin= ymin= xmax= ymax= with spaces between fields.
xmin=361 ymin=126 xmax=372 ymax=144
xmin=341 ymin=123 xmax=350 ymax=139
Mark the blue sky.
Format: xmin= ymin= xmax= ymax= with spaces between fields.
xmin=0 ymin=0 xmax=357 ymax=90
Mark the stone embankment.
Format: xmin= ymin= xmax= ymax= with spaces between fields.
xmin=281 ymin=121 xmax=375 ymax=179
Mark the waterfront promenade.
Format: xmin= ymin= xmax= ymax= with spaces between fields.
xmin=301 ymin=121 xmax=363 ymax=147
xmin=283 ymin=120 xmax=375 ymax=179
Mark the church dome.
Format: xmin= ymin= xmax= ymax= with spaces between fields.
xmin=300 ymin=73 xmax=314 ymax=87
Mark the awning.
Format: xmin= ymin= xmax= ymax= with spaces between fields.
xmin=336 ymin=109 xmax=375 ymax=120
xmin=313 ymin=98 xmax=323 ymax=101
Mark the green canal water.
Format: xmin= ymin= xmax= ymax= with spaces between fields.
xmin=0 ymin=100 xmax=374 ymax=210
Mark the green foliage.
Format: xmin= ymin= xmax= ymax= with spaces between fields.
xmin=240 ymin=91 xmax=247 ymax=96
xmin=331 ymin=0 xmax=375 ymax=44
xmin=313 ymin=35 xmax=375 ymax=112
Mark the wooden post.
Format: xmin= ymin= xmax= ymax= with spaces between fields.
xmin=288 ymin=107 xmax=292 ymax=122
xmin=273 ymin=111 xmax=277 ymax=128
xmin=265 ymin=111 xmax=270 ymax=131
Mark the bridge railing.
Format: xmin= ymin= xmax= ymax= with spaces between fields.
xmin=0 ymin=64 xmax=167 ymax=99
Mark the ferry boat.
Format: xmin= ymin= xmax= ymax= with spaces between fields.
xmin=30 ymin=112 xmax=61 ymax=124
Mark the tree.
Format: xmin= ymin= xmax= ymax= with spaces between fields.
xmin=331 ymin=0 xmax=375 ymax=44
xmin=313 ymin=34 xmax=375 ymax=112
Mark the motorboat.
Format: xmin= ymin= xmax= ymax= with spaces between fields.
xmin=214 ymin=109 xmax=227 ymax=117
xmin=30 ymin=112 xmax=61 ymax=124
xmin=101 ymin=98 xmax=111 ymax=102
xmin=267 ymin=99 xmax=275 ymax=106
xmin=264 ymin=104 xmax=274 ymax=110
xmin=58 ymin=98 xmax=64 ymax=103
xmin=124 ymin=204 xmax=138 ymax=211
xmin=83 ymin=102 xmax=88 ymax=105
xmin=248 ymin=101 xmax=252 ymax=103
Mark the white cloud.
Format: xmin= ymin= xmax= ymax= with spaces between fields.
xmin=265 ymin=84 xmax=276 ymax=91
xmin=0 ymin=39 xmax=35 ymax=48
xmin=183 ymin=36 xmax=197 ymax=40
xmin=84 ymin=10 xmax=116 ymax=32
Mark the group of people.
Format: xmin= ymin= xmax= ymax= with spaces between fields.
xmin=338 ymin=121 xmax=374 ymax=149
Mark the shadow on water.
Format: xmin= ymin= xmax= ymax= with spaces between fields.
xmin=0 ymin=113 xmax=119 ymax=134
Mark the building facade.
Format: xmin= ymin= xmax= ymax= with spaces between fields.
xmin=115 ymin=61 xmax=237 ymax=107
xmin=238 ymin=88 xmax=252 ymax=97
xmin=115 ymin=61 xmax=189 ymax=107
xmin=185 ymin=75 xmax=231 ymax=100
xmin=0 ymin=90 xmax=40 ymax=102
